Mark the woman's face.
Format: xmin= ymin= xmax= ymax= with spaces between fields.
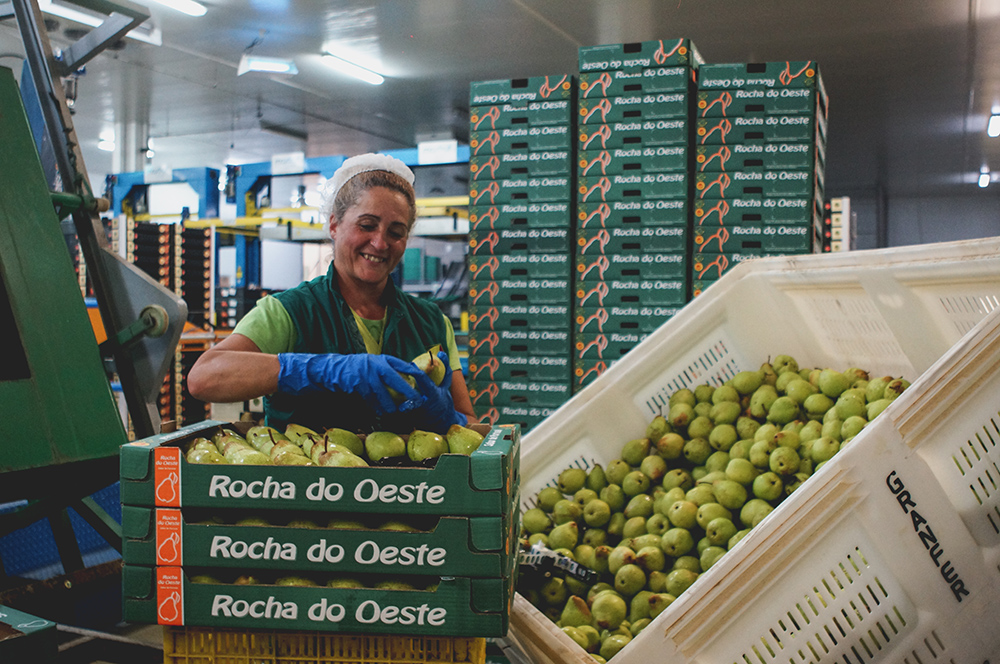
xmin=330 ymin=186 xmax=411 ymax=289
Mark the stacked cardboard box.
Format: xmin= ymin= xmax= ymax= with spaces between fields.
xmin=119 ymin=421 xmax=520 ymax=637
xmin=692 ymin=61 xmax=828 ymax=295
xmin=572 ymin=39 xmax=703 ymax=389
xmin=466 ymin=76 xmax=576 ymax=432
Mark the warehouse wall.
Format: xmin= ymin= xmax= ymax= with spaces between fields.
xmin=849 ymin=195 xmax=1000 ymax=250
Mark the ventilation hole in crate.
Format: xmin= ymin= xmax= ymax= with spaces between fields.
xmin=645 ymin=339 xmax=740 ymax=415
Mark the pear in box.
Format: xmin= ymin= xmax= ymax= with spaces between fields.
xmin=365 ymin=431 xmax=406 ymax=462
xmin=445 ymin=424 xmax=484 ymax=455
xmin=407 ymin=430 xmax=449 ymax=462
xmin=325 ymin=428 xmax=364 ymax=457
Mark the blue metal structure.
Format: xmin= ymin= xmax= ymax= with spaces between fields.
xmin=111 ymin=167 xmax=221 ymax=220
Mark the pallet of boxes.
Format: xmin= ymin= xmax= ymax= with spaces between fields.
xmin=119 ymin=419 xmax=520 ymax=663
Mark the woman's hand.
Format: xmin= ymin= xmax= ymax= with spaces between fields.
xmin=409 ymin=352 xmax=468 ymax=432
xmin=277 ymin=353 xmax=425 ymax=416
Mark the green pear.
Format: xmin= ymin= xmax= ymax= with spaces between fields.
xmin=772 ymin=354 xmax=799 ymax=375
xmin=284 ymin=423 xmax=320 ymax=446
xmin=561 ymin=626 xmax=589 ymax=650
xmin=365 ymin=431 xmax=406 ymax=462
xmin=537 ymin=486 xmax=563 ymax=512
xmin=445 ymin=424 xmax=485 ymax=455
xmin=645 ymin=415 xmax=671 ymax=441
xmin=522 ymin=507 xmax=551 ymax=534
xmin=227 ymin=448 xmax=271 ymax=465
xmin=591 ymin=592 xmax=627 ymax=630
xmin=326 ymin=518 xmax=367 ymax=530
xmin=269 ymin=440 xmax=307 ymax=464
xmin=273 ymin=453 xmax=312 ymax=466
xmin=654 ymin=432 xmax=685 ymax=459
xmin=620 ymin=438 xmax=651 ymax=466
xmin=731 ymin=370 xmax=765 ymax=395
xmin=547 ymin=521 xmax=579 ymax=550
xmin=407 ymin=430 xmax=449 ymax=462
xmin=379 ymin=519 xmax=420 ymax=532
xmin=559 ymin=467 xmax=589 ymax=494
xmin=325 ymin=428 xmax=364 ymax=457
xmin=276 ymin=575 xmax=318 ymax=587
xmin=412 ymin=345 xmax=447 ymax=386
xmin=865 ymin=376 xmax=893 ymax=402
xmin=664 ymin=568 xmax=698 ymax=596
xmin=319 ymin=447 xmax=369 ymax=467
xmin=818 ymin=369 xmax=851 ymax=398
xmin=648 ymin=593 xmax=675 ymax=619
xmin=190 ymin=574 xmax=223 ymax=584
xmin=327 ymin=577 xmax=365 ymax=588
xmin=187 ymin=448 xmax=228 ymax=464
xmin=560 ymin=595 xmax=594 ymax=628
xmin=599 ymin=634 xmax=631 ymax=660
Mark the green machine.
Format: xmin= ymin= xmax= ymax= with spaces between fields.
xmin=0 ymin=0 xmax=186 ymax=580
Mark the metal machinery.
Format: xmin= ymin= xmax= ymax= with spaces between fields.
xmin=0 ymin=0 xmax=186 ymax=648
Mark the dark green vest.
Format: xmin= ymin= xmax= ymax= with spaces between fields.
xmin=266 ymin=263 xmax=449 ymax=434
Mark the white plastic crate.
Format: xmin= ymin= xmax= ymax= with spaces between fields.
xmin=512 ymin=237 xmax=1000 ymax=664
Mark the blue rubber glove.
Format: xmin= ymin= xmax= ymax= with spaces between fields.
xmin=409 ymin=351 xmax=469 ymax=433
xmin=277 ymin=353 xmax=425 ymax=416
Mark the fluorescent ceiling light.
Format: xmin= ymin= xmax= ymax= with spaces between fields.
xmin=979 ymin=171 xmax=990 ymax=188
xmin=38 ymin=0 xmax=162 ymax=45
xmin=238 ymin=54 xmax=298 ymax=76
xmin=97 ymin=139 xmax=115 ymax=152
xmin=146 ymin=0 xmax=207 ymax=17
xmin=321 ymin=53 xmax=384 ymax=85
xmin=988 ymin=114 xmax=1000 ymax=138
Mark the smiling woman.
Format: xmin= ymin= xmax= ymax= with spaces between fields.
xmin=187 ymin=153 xmax=475 ymax=435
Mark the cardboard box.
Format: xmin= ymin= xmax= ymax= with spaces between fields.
xmin=468 ymin=99 xmax=573 ymax=130
xmin=579 ymin=67 xmax=692 ymax=98
xmin=122 ymin=507 xmax=516 ymax=578
xmin=578 ymin=93 xmax=688 ymax=124
xmin=468 ymin=202 xmax=572 ymax=231
xmin=470 ymin=125 xmax=572 ymax=155
xmin=695 ymin=168 xmax=819 ymax=198
xmin=690 ymin=248 xmax=811 ymax=289
xmin=577 ymin=199 xmax=688 ymax=228
xmin=123 ymin=565 xmax=512 ymax=637
xmin=692 ymin=222 xmax=814 ymax=253
xmin=478 ymin=405 xmax=558 ymax=432
xmin=468 ymin=252 xmax=570 ymax=281
xmin=467 ymin=302 xmax=571 ymax=332
xmin=575 ymin=278 xmax=688 ymax=307
xmin=574 ymin=305 xmax=681 ymax=335
xmin=576 ymin=251 xmax=688 ymax=281
xmin=579 ymin=120 xmax=688 ymax=150
xmin=119 ymin=422 xmax=518 ymax=517
xmin=573 ymin=332 xmax=646 ymax=362
xmin=697 ymin=61 xmax=823 ymax=92
xmin=572 ymin=359 xmax=613 ymax=390
xmin=467 ymin=354 xmax=571 ymax=384
xmin=693 ymin=195 xmax=821 ymax=226
xmin=469 ymin=176 xmax=572 ymax=205
xmin=696 ymin=114 xmax=823 ymax=145
xmin=468 ymin=328 xmax=571 ymax=358
xmin=470 ymin=75 xmax=574 ymax=106
xmin=469 ymin=227 xmax=572 ymax=255
xmin=468 ymin=379 xmax=572 ymax=410
xmin=0 ymin=605 xmax=57 ymax=663
xmin=576 ymin=222 xmax=688 ymax=255
xmin=577 ymin=173 xmax=688 ymax=202
xmin=578 ymin=146 xmax=688 ymax=176
xmin=469 ymin=150 xmax=572 ymax=181
xmin=696 ymin=87 xmax=824 ymax=118
xmin=695 ymin=142 xmax=823 ymax=172
xmin=468 ymin=277 xmax=571 ymax=307
xmin=578 ymin=38 xmax=703 ymax=72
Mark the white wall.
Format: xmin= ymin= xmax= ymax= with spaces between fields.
xmin=847 ymin=194 xmax=1000 ymax=250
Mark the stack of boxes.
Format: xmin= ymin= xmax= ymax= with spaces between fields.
xmin=572 ymin=39 xmax=703 ymax=390
xmin=466 ymin=76 xmax=576 ymax=432
xmin=692 ymin=61 xmax=827 ymax=295
xmin=119 ymin=421 xmax=520 ymax=638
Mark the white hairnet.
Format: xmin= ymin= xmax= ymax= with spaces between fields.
xmin=318 ymin=153 xmax=415 ymax=226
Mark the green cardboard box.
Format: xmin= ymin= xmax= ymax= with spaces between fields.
xmin=573 ymin=359 xmax=614 ymax=390
xmin=119 ymin=422 xmax=518 ymax=517
xmin=575 ymin=277 xmax=688 ymax=307
xmin=469 ymin=99 xmax=572 ymax=130
xmin=695 ymin=168 xmax=819 ymax=198
xmin=692 ymin=222 xmax=814 ymax=253
xmin=468 ymin=252 xmax=570 ymax=281
xmin=469 ymin=175 xmax=572 ymax=205
xmin=122 ymin=507 xmax=516 ymax=578
xmin=470 ymin=150 xmax=572 ymax=181
xmin=468 ymin=379 xmax=572 ymax=410
xmin=577 ymin=199 xmax=688 ymax=228
xmin=579 ymin=146 xmax=688 ymax=176
xmin=576 ymin=251 xmax=688 ymax=281
xmin=468 ymin=353 xmax=571 ymax=384
xmin=697 ymin=62 xmax=823 ymax=93
xmin=468 ymin=201 xmax=572 ymax=232
xmin=693 ymin=195 xmax=821 ymax=226
xmin=468 ymin=327 xmax=571 ymax=358
xmin=469 ymin=227 xmax=572 ymax=255
xmin=578 ymin=92 xmax=688 ymax=124
xmin=468 ymin=302 xmax=571 ymax=332
xmin=696 ymin=114 xmax=824 ymax=145
xmin=695 ymin=141 xmax=823 ymax=172
xmin=574 ymin=305 xmax=681 ymax=336
xmin=468 ymin=276 xmax=571 ymax=307
xmin=573 ymin=332 xmax=645 ymax=363
xmin=690 ymin=247 xmax=813 ymax=286
xmin=577 ymin=172 xmax=688 ymax=202
xmin=578 ymin=38 xmax=704 ymax=72
xmin=122 ymin=565 xmax=512 ymax=637
xmin=0 ymin=605 xmax=57 ymax=663
xmin=579 ymin=119 xmax=688 ymax=150
xmin=470 ymin=75 xmax=574 ymax=105
xmin=576 ymin=221 xmax=687 ymax=255
xmin=696 ymin=87 xmax=825 ymax=118
xmin=480 ymin=405 xmax=559 ymax=433
xmin=470 ymin=125 xmax=572 ymax=155
xmin=579 ymin=66 xmax=692 ymax=98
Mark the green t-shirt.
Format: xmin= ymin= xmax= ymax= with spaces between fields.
xmin=234 ymin=294 xmax=462 ymax=371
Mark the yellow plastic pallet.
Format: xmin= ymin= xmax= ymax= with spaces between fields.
xmin=163 ymin=626 xmax=486 ymax=664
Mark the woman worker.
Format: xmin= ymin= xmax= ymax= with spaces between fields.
xmin=187 ymin=153 xmax=475 ymax=435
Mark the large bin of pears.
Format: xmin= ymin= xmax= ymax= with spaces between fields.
xmin=509 ymin=237 xmax=1000 ymax=664
xmin=120 ymin=420 xmax=520 ymax=637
